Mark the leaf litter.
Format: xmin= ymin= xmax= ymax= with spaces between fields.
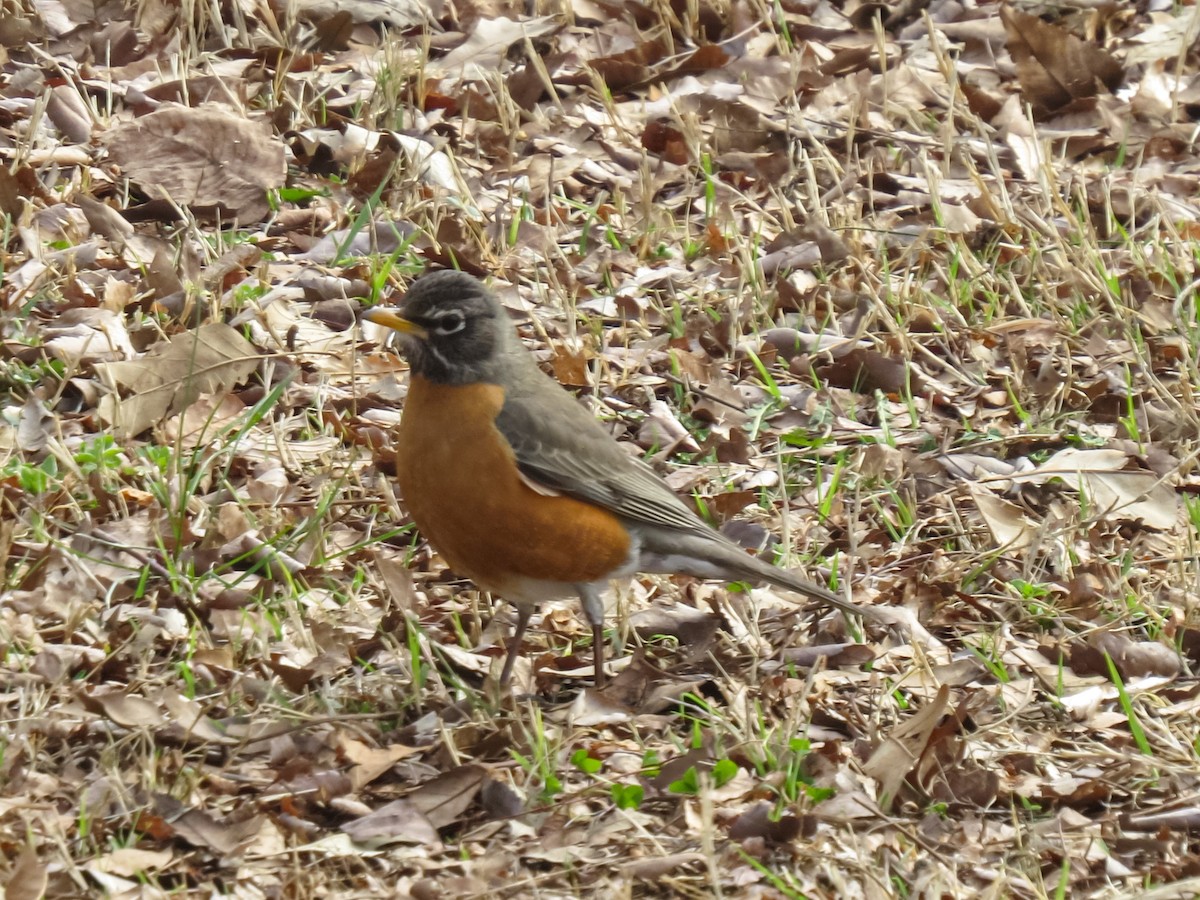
xmin=1 ymin=0 xmax=1200 ymax=897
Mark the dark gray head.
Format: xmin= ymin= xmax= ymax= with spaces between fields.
xmin=364 ymin=270 xmax=509 ymax=384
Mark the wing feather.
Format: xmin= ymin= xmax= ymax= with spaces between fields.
xmin=494 ymin=360 xmax=709 ymax=536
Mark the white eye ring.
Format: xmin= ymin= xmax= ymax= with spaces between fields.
xmin=433 ymin=312 xmax=466 ymax=335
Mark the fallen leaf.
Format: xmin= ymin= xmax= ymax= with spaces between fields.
xmin=169 ymin=807 xmax=262 ymax=855
xmin=342 ymin=799 xmax=441 ymax=846
xmin=5 ymin=845 xmax=47 ymax=900
xmin=969 ymin=484 xmax=1039 ymax=550
xmin=861 ymin=685 xmax=950 ymax=809
xmin=623 ymin=851 xmax=706 ymax=880
xmin=1012 ymin=448 xmax=1178 ymax=529
xmin=95 ymin=323 xmax=259 ymax=438
xmin=1084 ymin=632 xmax=1182 ymax=680
xmin=91 ymin=690 xmax=165 ymax=729
xmin=338 ymin=735 xmax=423 ymax=790
xmin=1001 ymin=6 xmax=1124 ymax=116
xmin=406 ymin=765 xmax=486 ymax=829
xmin=105 ymin=106 xmax=286 ymax=221
xmin=727 ymin=801 xmax=807 ymax=843
xmin=88 ymin=848 xmax=174 ymax=877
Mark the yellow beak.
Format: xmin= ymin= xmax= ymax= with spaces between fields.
xmin=363 ymin=307 xmax=428 ymax=339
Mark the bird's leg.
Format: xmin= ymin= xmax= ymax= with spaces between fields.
xmin=592 ymin=621 xmax=606 ymax=689
xmin=499 ymin=602 xmax=534 ymax=686
xmin=578 ymin=584 xmax=607 ymax=688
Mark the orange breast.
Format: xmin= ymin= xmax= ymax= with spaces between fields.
xmin=396 ymin=375 xmax=631 ymax=595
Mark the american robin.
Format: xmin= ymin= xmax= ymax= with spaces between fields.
xmin=364 ymin=270 xmax=871 ymax=688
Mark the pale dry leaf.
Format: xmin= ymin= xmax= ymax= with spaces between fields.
xmin=76 ymin=196 xmax=134 ymax=244
xmin=342 ymin=799 xmax=441 ymax=846
xmin=246 ymin=466 xmax=290 ymax=506
xmin=436 ymin=17 xmax=559 ymax=79
xmin=371 ymin=551 xmax=420 ymax=615
xmin=92 ymin=691 xmax=165 ymax=729
xmin=258 ymin=287 xmax=358 ymax=361
xmin=16 ymin=394 xmax=53 ymax=453
xmin=1091 ymin=632 xmax=1182 ymax=680
xmin=80 ymin=870 xmax=139 ymax=896
xmin=46 ymin=84 xmax=92 ymax=143
xmin=95 ymin=323 xmax=259 ymax=438
xmin=390 ymin=132 xmax=463 ymax=193
xmin=861 ymin=684 xmax=950 ymax=809
xmin=1011 ymin=447 xmax=1178 ymax=530
xmin=171 ymin=394 xmax=247 ymax=449
xmin=5 ymin=845 xmax=48 ymax=900
xmin=28 ymin=0 xmax=77 ymax=36
xmin=1123 ymin=8 xmax=1200 ymax=66
xmin=292 ymin=0 xmax=426 ymax=28
xmin=968 ymin=484 xmax=1038 ymax=551
xmin=637 ymin=399 xmax=700 ymax=454
xmin=338 ymin=735 xmax=423 ymax=791
xmin=170 ymin=808 xmax=262 ymax=855
xmin=88 ymin=848 xmax=174 ymax=877
xmin=105 ymin=106 xmax=286 ymax=221
xmin=160 ymin=690 xmax=237 ymax=744
xmin=43 ymin=308 xmax=136 ymax=365
xmin=406 ymin=765 xmax=486 ymax=829
xmin=708 ymin=767 xmax=757 ymax=802
xmin=568 ymin=687 xmax=632 ymax=727
xmin=621 ymin=851 xmax=706 ymax=880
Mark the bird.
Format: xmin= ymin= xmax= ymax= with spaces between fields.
xmin=363 ymin=269 xmax=872 ymax=688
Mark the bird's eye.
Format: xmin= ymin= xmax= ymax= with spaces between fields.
xmin=432 ymin=311 xmax=466 ymax=335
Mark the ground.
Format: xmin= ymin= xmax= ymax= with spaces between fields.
xmin=2 ymin=0 xmax=1200 ymax=897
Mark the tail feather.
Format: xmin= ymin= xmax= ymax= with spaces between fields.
xmin=636 ymin=527 xmax=876 ymax=620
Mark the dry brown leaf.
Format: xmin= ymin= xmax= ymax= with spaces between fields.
xmin=583 ymin=37 xmax=670 ymax=90
xmin=16 ymin=395 xmax=53 ymax=454
xmin=169 ymin=807 xmax=262 ymax=855
xmin=292 ymin=0 xmax=426 ymax=28
xmin=342 ymin=799 xmax=441 ymax=846
xmin=637 ymin=399 xmax=700 ymax=454
xmin=46 ymin=84 xmax=92 ymax=143
xmin=480 ymin=777 xmax=524 ymax=820
xmin=727 ymin=801 xmax=808 ymax=843
xmin=1088 ymin=633 xmax=1182 ymax=680
xmin=90 ymin=690 xmax=165 ymax=729
xmin=861 ymin=684 xmax=950 ymax=809
xmin=1012 ymin=447 xmax=1178 ymax=530
xmin=1001 ymin=6 xmax=1124 ymax=117
xmin=339 ymin=735 xmax=423 ymax=790
xmin=818 ymin=348 xmax=913 ymax=396
xmin=642 ymin=120 xmax=689 ymax=165
xmin=160 ymin=690 xmax=238 ymax=745
xmin=629 ymin=602 xmax=722 ymax=646
xmin=5 ymin=845 xmax=48 ymax=900
xmin=551 ymin=347 xmax=591 ymax=387
xmin=95 ymin=323 xmax=259 ymax=438
xmin=406 ymin=765 xmax=487 ymax=829
xmin=89 ymin=848 xmax=174 ymax=877
xmin=623 ymin=851 xmax=706 ymax=880
xmin=436 ymin=16 xmax=559 ymax=78
xmin=105 ymin=106 xmax=286 ymax=221
xmin=968 ymin=484 xmax=1039 ymax=551
xmin=776 ymin=642 xmax=875 ymax=670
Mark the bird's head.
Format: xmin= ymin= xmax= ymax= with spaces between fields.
xmin=364 ymin=270 xmax=506 ymax=384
